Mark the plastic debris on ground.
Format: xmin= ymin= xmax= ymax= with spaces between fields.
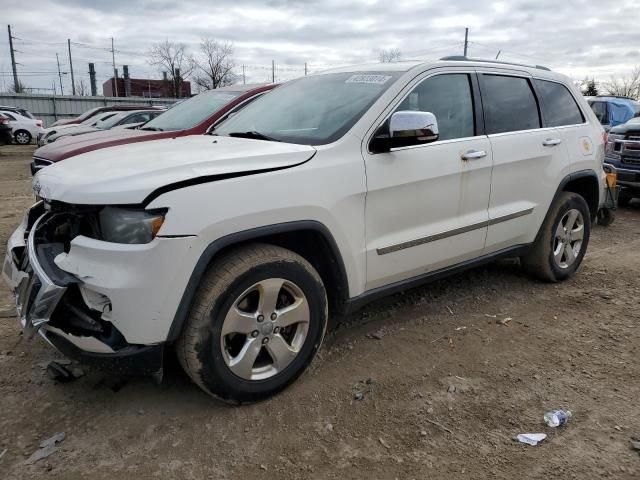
xmin=516 ymin=433 xmax=547 ymax=446
xmin=24 ymin=432 xmax=65 ymax=465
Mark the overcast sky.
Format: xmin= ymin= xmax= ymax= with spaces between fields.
xmin=1 ymin=0 xmax=639 ymax=95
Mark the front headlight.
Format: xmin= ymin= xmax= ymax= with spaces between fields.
xmin=99 ymin=207 xmax=166 ymax=244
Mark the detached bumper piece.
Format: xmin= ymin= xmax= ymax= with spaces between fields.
xmin=2 ymin=203 xmax=164 ymax=376
xmin=42 ymin=330 xmax=164 ymax=377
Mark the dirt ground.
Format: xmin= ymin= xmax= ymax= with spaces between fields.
xmin=0 ymin=144 xmax=638 ymax=479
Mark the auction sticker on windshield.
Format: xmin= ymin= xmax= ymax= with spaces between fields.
xmin=345 ymin=74 xmax=392 ymax=84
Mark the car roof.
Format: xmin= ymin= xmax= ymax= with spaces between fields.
xmin=320 ymin=57 xmax=567 ymax=81
xmin=210 ymin=83 xmax=273 ymax=93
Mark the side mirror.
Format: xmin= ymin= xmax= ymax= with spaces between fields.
xmin=370 ymin=111 xmax=439 ymax=153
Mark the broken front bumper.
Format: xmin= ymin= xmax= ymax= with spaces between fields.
xmin=2 ymin=203 xmax=167 ymax=375
xmin=2 ymin=211 xmax=68 ymax=332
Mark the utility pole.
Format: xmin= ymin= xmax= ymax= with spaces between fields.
xmin=242 ymin=65 xmax=246 ymax=85
xmin=67 ymin=39 xmax=75 ymax=95
xmin=463 ymin=28 xmax=469 ymax=57
xmin=304 ymin=62 xmax=307 ymax=76
xmin=88 ymin=63 xmax=97 ymax=96
xmin=272 ymin=60 xmax=275 ymax=83
xmin=56 ymin=53 xmax=64 ymax=95
xmin=7 ymin=25 xmax=20 ymax=93
xmin=111 ymin=37 xmax=118 ymax=97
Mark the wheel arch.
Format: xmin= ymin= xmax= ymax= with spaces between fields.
xmin=166 ymin=221 xmax=350 ymax=342
xmin=559 ymin=169 xmax=600 ymax=220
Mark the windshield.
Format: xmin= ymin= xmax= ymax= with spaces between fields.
xmin=142 ymin=90 xmax=243 ymax=131
xmin=82 ymin=112 xmax=115 ymax=126
xmin=95 ymin=111 xmax=132 ymax=129
xmin=214 ymin=72 xmax=402 ymax=145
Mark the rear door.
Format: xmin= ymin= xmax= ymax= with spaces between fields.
xmin=533 ymin=79 xmax=595 ymax=174
xmin=478 ymin=71 xmax=571 ymax=252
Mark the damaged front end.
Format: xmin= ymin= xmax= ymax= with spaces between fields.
xmin=2 ymin=201 xmax=164 ymax=377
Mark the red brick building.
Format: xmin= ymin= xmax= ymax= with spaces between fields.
xmin=103 ymin=77 xmax=191 ymax=98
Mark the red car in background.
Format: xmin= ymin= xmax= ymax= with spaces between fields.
xmin=33 ymin=84 xmax=276 ymax=173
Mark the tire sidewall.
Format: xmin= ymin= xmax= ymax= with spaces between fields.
xmin=196 ymin=259 xmax=327 ymax=403
xmin=546 ymin=195 xmax=591 ymax=280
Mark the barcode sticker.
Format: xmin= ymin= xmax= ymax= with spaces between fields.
xmin=345 ymin=74 xmax=392 ymax=84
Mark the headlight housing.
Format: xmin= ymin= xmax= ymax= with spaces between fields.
xmin=99 ymin=207 xmax=166 ymax=244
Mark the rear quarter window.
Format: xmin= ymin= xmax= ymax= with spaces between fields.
xmin=480 ymin=75 xmax=541 ymax=134
xmin=535 ymin=80 xmax=584 ymax=126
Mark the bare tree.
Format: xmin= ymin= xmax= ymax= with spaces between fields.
xmin=379 ymin=48 xmax=402 ymax=63
xmin=75 ymin=79 xmax=90 ymax=96
xmin=603 ymin=66 xmax=640 ymax=99
xmin=7 ymin=79 xmax=28 ymax=94
xmin=147 ymin=40 xmax=195 ymax=98
xmin=193 ymin=38 xmax=237 ymax=90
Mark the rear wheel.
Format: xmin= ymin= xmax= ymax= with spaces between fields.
xmin=522 ymin=192 xmax=591 ymax=282
xmin=14 ymin=130 xmax=31 ymax=145
xmin=176 ymin=243 xmax=328 ymax=404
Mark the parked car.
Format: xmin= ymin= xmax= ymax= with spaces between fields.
xmin=50 ymin=104 xmax=165 ymax=127
xmin=0 ymin=114 xmax=13 ymax=145
xmin=603 ymin=116 xmax=640 ymax=205
xmin=38 ymin=109 xmax=163 ymax=145
xmin=0 ymin=105 xmax=36 ymax=119
xmin=37 ymin=111 xmax=119 ymax=146
xmin=4 ymin=58 xmax=605 ymax=403
xmin=31 ymin=84 xmax=276 ymax=173
xmin=588 ymin=96 xmax=640 ymax=131
xmin=0 ymin=109 xmax=44 ymax=144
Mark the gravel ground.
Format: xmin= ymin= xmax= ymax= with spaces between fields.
xmin=0 ymin=144 xmax=638 ymax=479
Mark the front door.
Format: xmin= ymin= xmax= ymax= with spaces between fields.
xmin=363 ymin=71 xmax=492 ymax=290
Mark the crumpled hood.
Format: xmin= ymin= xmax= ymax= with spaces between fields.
xmin=34 ymin=135 xmax=316 ymax=205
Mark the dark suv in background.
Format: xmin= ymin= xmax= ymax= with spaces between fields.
xmin=605 ymin=117 xmax=640 ymax=205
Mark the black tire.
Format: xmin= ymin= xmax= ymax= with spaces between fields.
xmin=176 ymin=243 xmax=328 ymax=404
xmin=597 ymin=208 xmax=615 ymax=227
xmin=14 ymin=130 xmax=31 ymax=145
xmin=522 ymin=192 xmax=591 ymax=282
xmin=617 ymin=190 xmax=632 ymax=208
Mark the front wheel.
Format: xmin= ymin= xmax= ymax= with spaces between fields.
xmin=176 ymin=243 xmax=328 ymax=404
xmin=522 ymin=192 xmax=591 ymax=282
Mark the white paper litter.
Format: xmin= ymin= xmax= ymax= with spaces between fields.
xmin=516 ymin=433 xmax=547 ymax=446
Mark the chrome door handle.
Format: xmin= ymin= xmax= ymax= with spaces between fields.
xmin=543 ymin=138 xmax=562 ymax=146
xmin=461 ymin=150 xmax=487 ymax=160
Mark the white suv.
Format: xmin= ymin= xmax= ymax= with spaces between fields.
xmin=3 ymin=58 xmax=605 ymax=403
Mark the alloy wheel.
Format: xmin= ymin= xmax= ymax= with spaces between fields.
xmin=553 ymin=208 xmax=584 ymax=269
xmin=220 ymin=278 xmax=310 ymax=381
xmin=15 ymin=132 xmax=30 ymax=144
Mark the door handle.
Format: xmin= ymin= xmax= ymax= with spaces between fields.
xmin=543 ymin=138 xmax=562 ymax=146
xmin=461 ymin=150 xmax=487 ymax=160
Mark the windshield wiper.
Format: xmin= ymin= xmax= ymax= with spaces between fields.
xmin=227 ymin=131 xmax=280 ymax=142
xmin=139 ymin=126 xmax=164 ymax=131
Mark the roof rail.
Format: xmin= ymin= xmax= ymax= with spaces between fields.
xmin=439 ymin=55 xmax=551 ymax=72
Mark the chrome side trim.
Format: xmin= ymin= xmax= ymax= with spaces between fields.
xmin=376 ymin=208 xmax=534 ymax=255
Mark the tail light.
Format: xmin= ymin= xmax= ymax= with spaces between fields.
xmin=0 ymin=118 xmax=8 ymax=125
xmin=36 ymin=120 xmax=43 ymax=127
xmin=603 ymin=131 xmax=608 ymax=145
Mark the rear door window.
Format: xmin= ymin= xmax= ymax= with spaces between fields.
xmin=535 ymin=80 xmax=584 ymax=126
xmin=480 ymin=75 xmax=541 ymax=134
xmin=589 ymin=101 xmax=608 ymax=125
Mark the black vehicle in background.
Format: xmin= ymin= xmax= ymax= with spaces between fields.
xmin=604 ymin=117 xmax=640 ymax=206
xmin=0 ymin=114 xmax=13 ymax=145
